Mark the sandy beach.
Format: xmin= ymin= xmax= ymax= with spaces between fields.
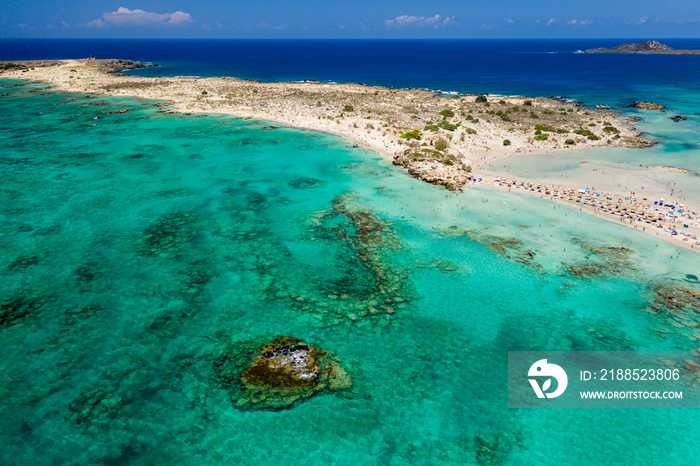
xmin=2 ymin=58 xmax=698 ymax=252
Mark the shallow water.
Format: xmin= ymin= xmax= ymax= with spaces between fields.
xmin=1 ymin=81 xmax=699 ymax=465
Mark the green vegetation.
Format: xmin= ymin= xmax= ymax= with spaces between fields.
xmin=442 ymin=159 xmax=454 ymax=166
xmin=3 ymin=62 xmax=16 ymax=70
xmin=400 ymin=129 xmax=422 ymax=140
xmin=465 ymin=165 xmax=472 ymax=172
xmin=475 ymin=95 xmax=488 ymax=103
xmin=534 ymin=124 xmax=556 ymax=132
xmin=424 ymin=124 xmax=439 ymax=132
xmin=573 ymin=128 xmax=595 ymax=137
xmin=500 ymin=114 xmax=511 ymax=122
xmin=463 ymin=127 xmax=477 ymax=135
xmin=543 ymin=110 xmax=555 ymax=115
xmin=603 ymin=126 xmax=620 ymax=134
xmin=438 ymin=120 xmax=457 ymax=131
xmin=201 ymin=90 xmax=208 ymax=95
xmin=503 ymin=139 xmax=511 ymax=146
xmin=564 ymin=139 xmax=576 ymax=145
xmin=472 ymin=118 xmax=480 ymax=123
xmin=534 ymin=133 xmax=548 ymax=141
xmin=343 ymin=105 xmax=354 ymax=112
xmin=523 ymin=100 xmax=533 ymax=106
xmin=499 ymin=100 xmax=506 ymax=105
xmin=465 ymin=115 xmax=473 ymax=121
xmin=530 ymin=112 xmax=538 ymax=119
xmin=556 ymin=129 xmax=569 ymax=134
xmin=439 ymin=109 xmax=455 ymax=118
xmin=434 ymin=137 xmax=449 ymax=151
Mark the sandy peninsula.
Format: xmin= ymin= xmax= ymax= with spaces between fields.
xmin=2 ymin=58 xmax=698 ymax=252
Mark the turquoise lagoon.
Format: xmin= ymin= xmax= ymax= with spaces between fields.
xmin=1 ymin=80 xmax=699 ymax=465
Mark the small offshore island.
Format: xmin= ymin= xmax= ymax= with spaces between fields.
xmin=2 ymin=58 xmax=699 ymax=251
xmin=583 ymin=40 xmax=700 ymax=55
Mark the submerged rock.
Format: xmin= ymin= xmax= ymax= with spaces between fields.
xmin=288 ymin=176 xmax=325 ymax=189
xmin=670 ymin=115 xmax=688 ymax=122
xmin=140 ymin=212 xmax=198 ymax=256
xmin=214 ymin=336 xmax=351 ymax=411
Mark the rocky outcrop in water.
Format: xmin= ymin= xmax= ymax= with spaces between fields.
xmin=94 ymin=59 xmax=158 ymax=73
xmin=629 ymin=101 xmax=666 ymax=111
xmin=671 ymin=115 xmax=688 ymax=122
xmin=584 ymin=40 xmax=700 ymax=55
xmin=214 ymin=336 xmax=351 ymax=411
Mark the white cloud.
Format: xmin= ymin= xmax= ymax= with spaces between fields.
xmin=546 ymin=18 xmax=555 ymax=26
xmin=89 ymin=7 xmax=193 ymax=27
xmin=507 ymin=19 xmax=515 ymax=24
xmin=579 ymin=20 xmax=589 ymax=25
xmin=86 ymin=19 xmax=107 ymax=28
xmin=568 ymin=19 xmax=577 ymax=25
xmin=255 ymin=22 xmax=286 ymax=31
xmin=385 ymin=14 xmax=455 ymax=29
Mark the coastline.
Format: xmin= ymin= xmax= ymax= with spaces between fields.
xmin=2 ymin=58 xmax=698 ymax=253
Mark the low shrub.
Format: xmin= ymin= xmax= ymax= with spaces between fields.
xmin=574 ymin=128 xmax=595 ymax=137
xmin=439 ymin=109 xmax=455 ymax=118
xmin=400 ymin=129 xmax=422 ymax=140
xmin=565 ymin=139 xmax=576 ymax=145
xmin=475 ymin=95 xmax=488 ymax=103
xmin=603 ymin=126 xmax=620 ymax=134
xmin=343 ymin=105 xmax=354 ymax=112
xmin=438 ymin=120 xmax=457 ymax=131
xmin=534 ymin=133 xmax=548 ymax=141
xmin=434 ymin=137 xmax=449 ymax=151
xmin=503 ymin=139 xmax=511 ymax=146
xmin=535 ymin=124 xmax=556 ymax=132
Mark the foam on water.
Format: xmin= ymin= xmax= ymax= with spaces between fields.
xmin=1 ymin=81 xmax=699 ymax=465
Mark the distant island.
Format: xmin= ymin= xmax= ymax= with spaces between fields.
xmin=583 ymin=40 xmax=700 ymax=55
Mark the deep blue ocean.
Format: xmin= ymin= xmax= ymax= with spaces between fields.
xmin=2 ymin=38 xmax=700 ymax=107
xmin=1 ymin=40 xmax=700 ymax=464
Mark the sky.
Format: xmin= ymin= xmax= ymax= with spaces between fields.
xmin=1 ymin=0 xmax=699 ymax=39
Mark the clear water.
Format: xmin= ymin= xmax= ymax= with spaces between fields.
xmin=1 ymin=80 xmax=699 ymax=463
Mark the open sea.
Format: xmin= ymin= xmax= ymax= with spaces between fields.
xmin=1 ymin=40 xmax=700 ymax=464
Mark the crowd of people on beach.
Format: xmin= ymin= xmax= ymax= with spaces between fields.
xmin=475 ymin=177 xmax=700 ymax=248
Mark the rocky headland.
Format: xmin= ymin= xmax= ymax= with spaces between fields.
xmin=584 ymin=40 xmax=700 ymax=55
xmin=3 ymin=58 xmax=698 ymax=252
